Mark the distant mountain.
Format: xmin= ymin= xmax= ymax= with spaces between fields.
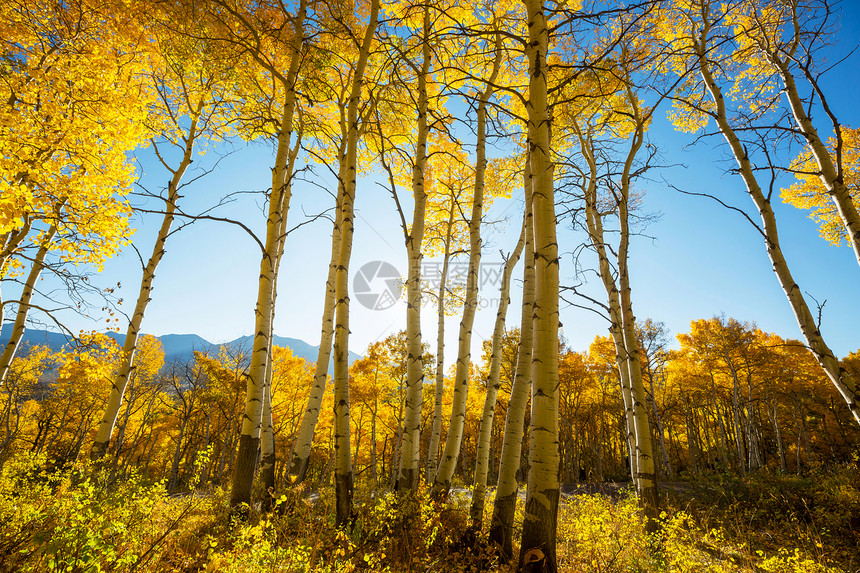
xmin=223 ymin=334 xmax=361 ymax=369
xmin=140 ymin=333 xmax=212 ymax=363
xmin=0 ymin=324 xmax=73 ymax=352
xmin=0 ymin=326 xmax=361 ymax=368
xmin=98 ymin=331 xmax=212 ymax=363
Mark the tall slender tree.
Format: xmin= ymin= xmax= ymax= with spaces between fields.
xmin=519 ymin=0 xmax=561 ymax=569
xmin=396 ymin=5 xmax=432 ymax=491
xmin=470 ymin=203 xmax=526 ymax=528
xmin=490 ymin=152 xmax=534 ymax=562
xmin=656 ymin=0 xmax=860 ymax=426
xmin=424 ymin=158 xmax=469 ymax=483
xmin=734 ymin=0 xmax=860 ymax=266
xmin=331 ymin=0 xmax=380 ymax=526
xmin=222 ymin=0 xmax=311 ymax=509
xmin=91 ymin=7 xmax=236 ymax=458
xmin=430 ymin=29 xmax=502 ymax=496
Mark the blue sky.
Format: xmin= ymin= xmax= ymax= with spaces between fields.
xmin=25 ymin=3 xmax=860 ymax=365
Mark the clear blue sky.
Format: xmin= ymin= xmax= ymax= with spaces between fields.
xmin=32 ymin=3 xmax=860 ymax=364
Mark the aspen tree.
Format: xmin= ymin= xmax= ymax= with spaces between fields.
xmin=570 ymin=57 xmax=662 ymax=523
xmin=665 ymin=319 xmax=839 ymax=476
xmin=560 ymin=12 xmax=670 ymax=499
xmin=520 ymin=0 xmax=561 ymax=569
xmin=287 ymin=177 xmax=342 ymax=484
xmin=0 ymin=0 xmax=149 ymax=387
xmin=349 ymin=344 xmax=392 ymax=484
xmin=236 ymin=116 xmax=303 ymax=501
xmin=260 ymin=274 xmax=284 ymax=502
xmin=0 ymin=224 xmax=58 ymax=387
xmin=668 ymin=0 xmax=860 ymax=426
xmin=259 ymin=372 xmax=276 ymax=493
xmin=785 ymin=127 xmax=860 ymax=247
xmin=289 ymin=37 xmax=384 ymax=483
xmin=41 ymin=334 xmax=120 ymax=461
xmin=638 ymin=320 xmax=674 ymax=478
xmin=470 ymin=202 xmax=526 ymax=529
xmin=734 ymin=0 xmax=860 ymax=267
xmin=580 ymin=136 xmax=640 ymax=488
xmin=0 ymin=0 xmax=147 ymax=273
xmin=332 ymin=0 xmax=380 ymax=525
xmin=0 ymin=346 xmax=51 ymax=455
xmin=89 ymin=163 xmax=185 ymax=460
xmin=90 ymin=20 xmax=233 ymax=457
xmin=397 ymin=6 xmax=432 ymax=491
xmin=421 ymin=144 xmax=484 ymax=484
xmin=430 ymin=28 xmax=502 ymax=498
xmin=228 ymin=0 xmax=310 ymax=509
xmin=571 ymin=90 xmax=641 ymax=487
xmin=425 ymin=191 xmax=458 ymax=483
xmin=255 ymin=185 xmax=309 ymax=495
xmin=615 ymin=99 xmax=660 ymax=527
xmin=490 ymin=153 xmax=534 ymax=562
xmin=164 ymin=361 xmax=205 ymax=491
xmin=107 ymin=335 xmax=163 ymax=464
xmin=680 ymin=317 xmax=768 ymax=471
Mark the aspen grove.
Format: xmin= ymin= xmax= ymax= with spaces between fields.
xmin=1 ymin=0 xmax=859 ymax=572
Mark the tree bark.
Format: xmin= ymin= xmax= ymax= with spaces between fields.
xmin=576 ymin=125 xmax=638 ymax=489
xmin=287 ymin=176 xmax=342 ymax=484
xmin=426 ymin=205 xmax=454 ymax=483
xmin=770 ymin=54 xmax=860 ymax=266
xmin=470 ymin=206 xmax=525 ymax=529
xmin=260 ymin=269 xmax=284 ymax=499
xmin=230 ymin=2 xmax=307 ymax=509
xmin=431 ymin=121 xmax=485 ymax=496
xmin=490 ymin=154 xmax=534 ymax=561
xmin=91 ymin=116 xmax=198 ymax=460
xmin=518 ymin=5 xmax=561 ymax=559
xmin=333 ymin=0 xmax=378 ymax=525
xmin=0 ymin=223 xmax=58 ymax=387
xmin=397 ymin=7 xmax=431 ymax=491
xmin=260 ymin=361 xmax=276 ymax=506
xmin=614 ymin=77 xmax=659 ymax=527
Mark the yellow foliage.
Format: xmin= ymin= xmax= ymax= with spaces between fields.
xmin=57 ymin=332 xmax=121 ymax=386
xmin=0 ymin=0 xmax=152 ymax=271
xmin=783 ymin=126 xmax=860 ymax=246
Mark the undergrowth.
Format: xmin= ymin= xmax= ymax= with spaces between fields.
xmin=0 ymin=451 xmax=856 ymax=572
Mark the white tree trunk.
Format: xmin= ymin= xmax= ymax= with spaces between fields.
xmin=332 ymin=0 xmax=379 ymax=525
xmin=230 ymin=3 xmax=307 ymax=507
xmin=426 ymin=205 xmax=454 ymax=483
xmin=469 ymin=208 xmax=525 ymax=528
xmin=695 ymin=32 xmax=860 ymax=426
xmin=91 ymin=117 xmax=198 ymax=459
xmin=0 ymin=225 xmax=57 ymax=386
xmin=519 ymin=1 xmax=561 ymax=567
xmin=397 ymin=7 xmax=431 ymax=491
xmin=490 ymin=156 xmax=534 ymax=561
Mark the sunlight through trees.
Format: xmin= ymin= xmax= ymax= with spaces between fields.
xmin=1 ymin=0 xmax=859 ymax=572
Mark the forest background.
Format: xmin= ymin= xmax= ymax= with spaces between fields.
xmin=2 ymin=0 xmax=860 ymax=572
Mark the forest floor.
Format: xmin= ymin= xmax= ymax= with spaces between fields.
xmin=1 ymin=453 xmax=858 ymax=572
xmin=561 ymin=481 xmax=634 ymax=500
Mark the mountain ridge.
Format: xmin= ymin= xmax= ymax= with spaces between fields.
xmin=0 ymin=325 xmax=361 ymax=368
